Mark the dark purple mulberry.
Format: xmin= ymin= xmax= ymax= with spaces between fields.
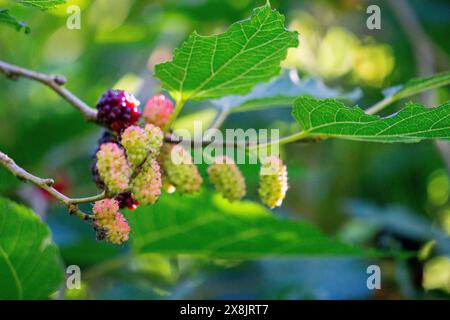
xmin=96 ymin=89 xmax=141 ymax=133
xmin=115 ymin=191 xmax=139 ymax=210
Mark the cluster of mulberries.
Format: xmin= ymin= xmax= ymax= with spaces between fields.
xmin=207 ymin=156 xmax=246 ymax=202
xmin=92 ymin=199 xmax=130 ymax=245
xmin=89 ymin=90 xmax=291 ymax=244
xmin=258 ymin=156 xmax=288 ymax=209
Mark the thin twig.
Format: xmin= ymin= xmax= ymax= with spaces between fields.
xmin=0 ymin=150 xmax=102 ymax=220
xmin=365 ymin=95 xmax=395 ymax=115
xmin=68 ymin=191 xmax=106 ymax=205
xmin=0 ymin=60 xmax=98 ymax=122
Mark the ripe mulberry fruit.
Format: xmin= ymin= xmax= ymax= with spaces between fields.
xmin=258 ymin=156 xmax=288 ymax=208
xmin=96 ymin=89 xmax=141 ymax=133
xmin=92 ymin=198 xmax=119 ymax=226
xmin=92 ymin=199 xmax=130 ymax=245
xmin=91 ymin=131 xmax=120 ymax=189
xmin=207 ymin=156 xmax=246 ymax=202
xmin=96 ymin=142 xmax=130 ymax=193
xmin=143 ymin=94 xmax=174 ymax=129
xmin=160 ymin=144 xmax=202 ymax=194
xmin=105 ymin=212 xmax=130 ymax=245
xmin=115 ymin=192 xmax=139 ymax=210
xmin=121 ymin=124 xmax=163 ymax=168
xmin=131 ymin=158 xmax=162 ymax=205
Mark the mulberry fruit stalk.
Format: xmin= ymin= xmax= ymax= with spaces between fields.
xmin=131 ymin=158 xmax=162 ymax=205
xmin=96 ymin=142 xmax=130 ymax=193
xmin=96 ymin=89 xmax=141 ymax=133
xmin=207 ymin=156 xmax=246 ymax=202
xmin=121 ymin=124 xmax=163 ymax=168
xmin=92 ymin=199 xmax=130 ymax=245
xmin=143 ymin=94 xmax=174 ymax=129
xmin=160 ymin=144 xmax=202 ymax=193
xmin=258 ymin=156 xmax=288 ymax=208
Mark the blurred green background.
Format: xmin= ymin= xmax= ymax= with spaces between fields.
xmin=0 ymin=0 xmax=449 ymax=299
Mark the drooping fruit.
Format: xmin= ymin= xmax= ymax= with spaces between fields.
xmin=160 ymin=144 xmax=202 ymax=194
xmin=143 ymin=94 xmax=174 ymax=129
xmin=131 ymin=158 xmax=162 ymax=205
xmin=120 ymin=124 xmax=163 ymax=168
xmin=92 ymin=198 xmax=130 ymax=245
xmin=91 ymin=131 xmax=120 ymax=189
xmin=207 ymin=156 xmax=246 ymax=202
xmin=96 ymin=89 xmax=141 ymax=133
xmin=258 ymin=156 xmax=288 ymax=209
xmin=95 ymin=142 xmax=130 ymax=193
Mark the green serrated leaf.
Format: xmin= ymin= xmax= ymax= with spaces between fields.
xmin=387 ymin=71 xmax=450 ymax=101
xmin=293 ymin=97 xmax=450 ymax=143
xmin=367 ymin=72 xmax=450 ymax=114
xmin=14 ymin=0 xmax=65 ymax=11
xmin=0 ymin=197 xmax=64 ymax=299
xmin=0 ymin=9 xmax=30 ymax=33
xmin=128 ymin=191 xmax=366 ymax=258
xmin=213 ymin=72 xmax=362 ymax=113
xmin=155 ymin=4 xmax=298 ymax=103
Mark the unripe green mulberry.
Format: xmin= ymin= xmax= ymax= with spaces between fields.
xmin=96 ymin=143 xmax=130 ymax=193
xmin=144 ymin=124 xmax=164 ymax=156
xmin=121 ymin=124 xmax=163 ymax=168
xmin=131 ymin=158 xmax=162 ymax=205
xmin=160 ymin=144 xmax=202 ymax=193
xmin=207 ymin=156 xmax=246 ymax=202
xmin=258 ymin=156 xmax=288 ymax=208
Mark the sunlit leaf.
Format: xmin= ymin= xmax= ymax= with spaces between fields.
xmin=210 ymin=70 xmax=362 ymax=113
xmin=0 ymin=9 xmax=30 ymax=33
xmin=155 ymin=4 xmax=298 ymax=102
xmin=292 ymin=97 xmax=450 ymax=143
xmin=128 ymin=191 xmax=366 ymax=258
xmin=14 ymin=0 xmax=66 ymax=11
xmin=0 ymin=197 xmax=64 ymax=299
xmin=384 ymin=71 xmax=450 ymax=102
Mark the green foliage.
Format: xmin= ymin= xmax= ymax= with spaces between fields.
xmin=0 ymin=0 xmax=66 ymax=33
xmin=13 ymin=0 xmax=66 ymax=11
xmin=128 ymin=191 xmax=364 ymax=258
xmin=155 ymin=4 xmax=298 ymax=102
xmin=292 ymin=97 xmax=450 ymax=143
xmin=385 ymin=71 xmax=450 ymax=102
xmin=0 ymin=197 xmax=64 ymax=299
xmin=213 ymin=72 xmax=361 ymax=113
xmin=0 ymin=9 xmax=30 ymax=33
